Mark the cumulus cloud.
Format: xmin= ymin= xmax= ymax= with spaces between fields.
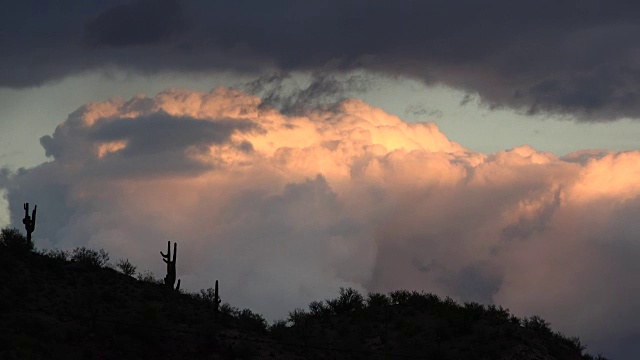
xmin=4 ymin=0 xmax=640 ymax=120
xmin=3 ymin=88 xmax=640 ymax=357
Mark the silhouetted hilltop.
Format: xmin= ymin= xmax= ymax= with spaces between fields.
xmin=0 ymin=228 xmax=607 ymax=359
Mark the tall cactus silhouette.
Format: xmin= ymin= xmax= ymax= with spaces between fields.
xmin=213 ymin=280 xmax=221 ymax=317
xmin=22 ymin=203 xmax=37 ymax=243
xmin=160 ymin=241 xmax=180 ymax=292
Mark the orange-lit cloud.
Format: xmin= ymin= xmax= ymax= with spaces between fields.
xmin=4 ymin=88 xmax=640 ymax=356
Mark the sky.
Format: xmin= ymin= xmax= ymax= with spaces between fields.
xmin=2 ymin=1 xmax=640 ymax=358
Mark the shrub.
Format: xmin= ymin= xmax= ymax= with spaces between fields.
xmin=366 ymin=292 xmax=390 ymax=308
xmin=198 ymin=287 xmax=221 ymax=306
xmin=220 ymin=303 xmax=239 ymax=317
xmin=270 ymin=319 xmax=288 ymax=331
xmin=116 ymin=258 xmax=137 ymax=276
xmin=136 ymin=270 xmax=161 ymax=284
xmin=568 ymin=336 xmax=586 ymax=353
xmin=486 ymin=304 xmax=511 ymax=323
xmin=389 ymin=290 xmax=412 ymax=305
xmin=70 ymin=247 xmax=110 ymax=267
xmin=524 ymin=315 xmax=551 ymax=334
xmin=287 ymin=308 xmax=309 ymax=327
xmin=269 ymin=319 xmax=289 ymax=339
xmin=464 ymin=302 xmax=486 ymax=320
xmin=237 ymin=308 xmax=268 ymax=333
xmin=326 ymin=287 xmax=364 ymax=315
xmin=0 ymin=227 xmax=34 ymax=254
xmin=308 ymin=300 xmax=332 ymax=319
xmin=42 ymin=248 xmax=69 ymax=261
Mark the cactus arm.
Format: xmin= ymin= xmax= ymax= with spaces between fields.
xmin=160 ymin=241 xmax=171 ymax=258
xmin=23 ymin=203 xmax=28 ymax=224
xmin=31 ymin=206 xmax=37 ymax=231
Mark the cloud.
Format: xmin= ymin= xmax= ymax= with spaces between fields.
xmin=84 ymin=0 xmax=183 ymax=47
xmin=3 ymin=88 xmax=640 ymax=357
xmin=240 ymin=72 xmax=375 ymax=114
xmin=4 ymin=0 xmax=640 ymax=120
xmin=37 ymin=91 xmax=258 ymax=177
xmin=405 ymin=104 xmax=443 ymax=119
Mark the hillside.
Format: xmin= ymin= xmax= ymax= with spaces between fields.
xmin=0 ymin=228 xmax=607 ymax=359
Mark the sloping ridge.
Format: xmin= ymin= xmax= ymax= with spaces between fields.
xmin=0 ymin=244 xmax=606 ymax=360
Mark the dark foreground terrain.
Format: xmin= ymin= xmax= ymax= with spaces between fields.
xmin=0 ymin=228 xmax=606 ymax=359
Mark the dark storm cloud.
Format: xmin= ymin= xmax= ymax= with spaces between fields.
xmin=84 ymin=0 xmax=183 ymax=46
xmin=4 ymin=0 xmax=640 ymax=120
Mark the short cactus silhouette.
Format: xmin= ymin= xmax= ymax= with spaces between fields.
xmin=160 ymin=241 xmax=180 ymax=292
xmin=22 ymin=203 xmax=37 ymax=244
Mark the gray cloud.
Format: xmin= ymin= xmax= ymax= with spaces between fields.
xmin=405 ymin=104 xmax=443 ymax=119
xmin=4 ymin=1 xmax=640 ymax=120
xmin=89 ymin=114 xmax=255 ymax=156
xmin=37 ymin=92 xmax=258 ymax=177
xmin=240 ymin=72 xmax=375 ymax=114
xmin=84 ymin=0 xmax=183 ymax=47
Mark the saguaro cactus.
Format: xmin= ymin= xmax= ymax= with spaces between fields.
xmin=22 ymin=203 xmax=37 ymax=243
xmin=160 ymin=241 xmax=181 ymax=292
xmin=213 ymin=280 xmax=221 ymax=316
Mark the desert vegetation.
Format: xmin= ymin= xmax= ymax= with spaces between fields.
xmin=0 ymin=225 xmax=607 ymax=359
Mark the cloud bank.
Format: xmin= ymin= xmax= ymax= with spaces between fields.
xmin=3 ymin=88 xmax=640 ymax=357
xmin=4 ymin=0 xmax=640 ymax=120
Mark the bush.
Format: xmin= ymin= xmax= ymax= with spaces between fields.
xmin=116 ymin=258 xmax=137 ymax=276
xmin=389 ymin=290 xmax=412 ymax=305
xmin=136 ymin=270 xmax=161 ymax=284
xmin=326 ymin=287 xmax=364 ymax=315
xmin=270 ymin=319 xmax=288 ymax=331
xmin=0 ymin=227 xmax=34 ymax=254
xmin=198 ymin=287 xmax=221 ymax=306
xmin=237 ymin=309 xmax=268 ymax=333
xmin=220 ymin=303 xmax=238 ymax=316
xmin=70 ymin=247 xmax=110 ymax=267
xmin=568 ymin=336 xmax=586 ymax=353
xmin=486 ymin=304 xmax=511 ymax=323
xmin=524 ymin=315 xmax=552 ymax=334
xmin=366 ymin=292 xmax=390 ymax=308
xmin=269 ymin=319 xmax=289 ymax=339
xmin=308 ymin=300 xmax=332 ymax=319
xmin=287 ymin=308 xmax=309 ymax=327
xmin=41 ymin=248 xmax=69 ymax=261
